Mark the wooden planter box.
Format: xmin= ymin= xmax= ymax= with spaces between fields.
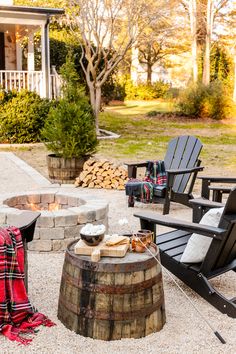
xmin=47 ymin=154 xmax=86 ymax=184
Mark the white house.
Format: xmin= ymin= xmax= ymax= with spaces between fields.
xmin=0 ymin=1 xmax=64 ymax=98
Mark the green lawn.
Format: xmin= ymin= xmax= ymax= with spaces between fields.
xmin=1 ymin=100 xmax=236 ymax=179
xmin=97 ymin=100 xmax=236 ymax=176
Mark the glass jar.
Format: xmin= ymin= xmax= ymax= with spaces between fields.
xmin=137 ymin=229 xmax=153 ymax=246
xmin=131 ymin=234 xmax=147 ymax=253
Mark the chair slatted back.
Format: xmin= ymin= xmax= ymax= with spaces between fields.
xmin=201 ymin=188 xmax=236 ymax=274
xmin=164 ymin=136 xmax=203 ymax=193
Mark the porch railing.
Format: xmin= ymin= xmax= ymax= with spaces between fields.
xmin=50 ymin=66 xmax=62 ymax=99
xmin=0 ymin=70 xmax=44 ymax=96
xmin=0 ymin=69 xmax=62 ymax=99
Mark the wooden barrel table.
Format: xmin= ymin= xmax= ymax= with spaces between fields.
xmin=58 ymin=240 xmax=166 ymax=340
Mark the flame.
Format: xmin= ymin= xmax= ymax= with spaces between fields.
xmin=27 ymin=203 xmax=61 ymax=211
xmin=48 ymin=203 xmax=60 ymax=211
xmin=29 ymin=203 xmax=40 ymax=211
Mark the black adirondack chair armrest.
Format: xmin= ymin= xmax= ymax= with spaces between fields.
xmin=13 ymin=211 xmax=41 ymax=242
xmin=14 ymin=211 xmax=41 ymax=230
xmin=166 ymin=166 xmax=204 ymax=187
xmin=166 ymin=166 xmax=204 ymax=176
xmin=125 ymin=162 xmax=149 ymax=178
xmin=189 ymin=198 xmax=224 ymax=208
xmin=125 ymin=162 xmax=148 ymax=168
xmin=134 ymin=211 xmax=226 ymax=240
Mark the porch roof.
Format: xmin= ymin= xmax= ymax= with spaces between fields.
xmin=0 ymin=5 xmax=64 ymax=16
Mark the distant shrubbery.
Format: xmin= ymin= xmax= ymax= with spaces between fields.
xmin=124 ymin=80 xmax=171 ymax=101
xmin=102 ymin=75 xmax=126 ymax=104
xmin=0 ymin=90 xmax=53 ymax=143
xmin=177 ymin=81 xmax=233 ymax=120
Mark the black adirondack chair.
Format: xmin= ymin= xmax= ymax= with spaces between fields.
xmin=125 ymin=135 xmax=203 ymax=214
xmin=133 ymin=188 xmax=236 ymax=317
xmin=14 ymin=211 xmax=40 ymax=290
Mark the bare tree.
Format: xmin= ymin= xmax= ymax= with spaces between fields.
xmin=69 ymin=0 xmax=164 ymax=133
xmin=138 ymin=18 xmax=187 ymax=85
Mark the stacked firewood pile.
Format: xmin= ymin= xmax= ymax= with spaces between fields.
xmin=75 ymin=159 xmax=128 ymax=190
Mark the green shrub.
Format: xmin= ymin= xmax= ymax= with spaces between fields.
xmin=0 ymin=90 xmax=52 ymax=143
xmin=102 ymin=76 xmax=126 ymax=104
xmin=176 ymin=81 xmax=233 ymax=119
xmin=147 ymin=110 xmax=159 ymax=117
xmin=125 ymin=80 xmax=171 ymax=100
xmin=0 ymin=89 xmax=17 ymax=106
xmin=166 ymin=87 xmax=180 ymax=99
xmin=41 ymin=54 xmax=98 ymax=158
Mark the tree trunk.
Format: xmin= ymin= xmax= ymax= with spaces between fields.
xmin=94 ymin=86 xmax=101 ymax=134
xmin=88 ymin=84 xmax=101 ymax=134
xmin=202 ymin=0 xmax=213 ymax=85
xmin=234 ymin=55 xmax=236 ymax=102
xmin=147 ymin=64 xmax=152 ymax=85
xmin=189 ymin=0 xmax=198 ymax=83
xmin=147 ymin=46 xmax=152 ymax=85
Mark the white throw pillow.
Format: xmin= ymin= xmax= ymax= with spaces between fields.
xmin=180 ymin=207 xmax=224 ymax=263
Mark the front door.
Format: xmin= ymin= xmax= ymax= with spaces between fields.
xmin=0 ymin=32 xmax=5 ymax=70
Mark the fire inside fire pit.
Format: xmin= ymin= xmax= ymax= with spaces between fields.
xmin=27 ymin=202 xmax=61 ymax=211
xmin=5 ymin=193 xmax=78 ymax=211
xmin=0 ymin=190 xmax=108 ymax=252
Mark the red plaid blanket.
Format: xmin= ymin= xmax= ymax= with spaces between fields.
xmin=0 ymin=226 xmax=55 ymax=345
xmin=125 ymin=160 xmax=167 ymax=203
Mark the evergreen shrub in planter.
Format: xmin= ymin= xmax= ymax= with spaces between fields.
xmin=41 ymin=54 xmax=98 ymax=183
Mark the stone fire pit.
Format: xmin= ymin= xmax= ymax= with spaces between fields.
xmin=0 ymin=190 xmax=108 ymax=251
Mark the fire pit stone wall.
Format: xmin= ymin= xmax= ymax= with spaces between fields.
xmin=0 ymin=190 xmax=109 ymax=252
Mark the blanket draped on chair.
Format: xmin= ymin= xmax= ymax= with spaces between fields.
xmin=125 ymin=160 xmax=167 ymax=203
xmin=0 ymin=226 xmax=55 ymax=345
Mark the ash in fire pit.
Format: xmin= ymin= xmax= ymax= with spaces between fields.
xmin=0 ymin=190 xmax=108 ymax=252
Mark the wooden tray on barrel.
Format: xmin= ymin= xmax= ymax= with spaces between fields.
xmin=74 ymin=235 xmax=130 ymax=261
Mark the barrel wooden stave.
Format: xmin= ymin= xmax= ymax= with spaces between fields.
xmin=47 ymin=154 xmax=85 ymax=184
xmin=58 ymin=242 xmax=166 ymax=340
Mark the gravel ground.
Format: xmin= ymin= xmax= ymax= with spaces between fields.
xmin=0 ymin=153 xmax=235 ymax=353
xmin=1 ymin=189 xmax=235 ymax=354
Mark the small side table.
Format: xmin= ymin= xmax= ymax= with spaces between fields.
xmin=198 ymin=176 xmax=236 ymax=199
xmin=58 ymin=240 xmax=166 ymax=340
xmin=190 ymin=198 xmax=224 ymax=223
xmin=208 ymin=186 xmax=232 ymax=202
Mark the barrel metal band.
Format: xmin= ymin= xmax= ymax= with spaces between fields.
xmin=59 ymin=294 xmax=165 ymax=321
xmin=61 ymin=270 xmax=162 ymax=294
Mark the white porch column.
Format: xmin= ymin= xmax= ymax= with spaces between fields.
xmin=27 ymin=32 xmax=35 ymax=71
xmin=16 ymin=39 xmax=22 ymax=71
xmin=41 ymin=18 xmax=50 ymax=98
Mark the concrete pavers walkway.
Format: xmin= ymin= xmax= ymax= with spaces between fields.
xmin=0 ymin=152 xmax=51 ymax=193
